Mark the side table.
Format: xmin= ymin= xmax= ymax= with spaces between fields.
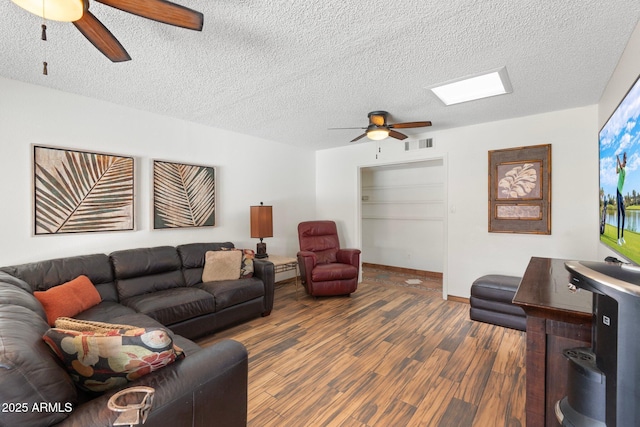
xmin=264 ymin=255 xmax=299 ymax=297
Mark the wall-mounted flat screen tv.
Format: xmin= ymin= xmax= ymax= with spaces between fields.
xmin=600 ymin=75 xmax=640 ymax=264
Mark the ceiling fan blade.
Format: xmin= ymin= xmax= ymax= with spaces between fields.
xmin=350 ymin=133 xmax=367 ymax=142
xmin=389 ymin=121 xmax=432 ymax=129
xmin=95 ymin=0 xmax=203 ymax=30
xmin=73 ymin=11 xmax=131 ymax=62
xmin=389 ymin=130 xmax=408 ymax=140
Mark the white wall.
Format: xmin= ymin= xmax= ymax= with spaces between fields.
xmin=317 ymin=105 xmax=599 ymax=298
xmin=597 ymin=20 xmax=640 ymax=262
xmin=0 ymin=77 xmax=316 ymax=266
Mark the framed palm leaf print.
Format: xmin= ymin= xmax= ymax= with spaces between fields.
xmin=153 ymin=160 xmax=215 ymax=229
xmin=33 ymin=145 xmax=134 ymax=235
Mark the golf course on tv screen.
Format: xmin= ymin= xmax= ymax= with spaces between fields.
xmin=600 ymin=75 xmax=640 ymax=264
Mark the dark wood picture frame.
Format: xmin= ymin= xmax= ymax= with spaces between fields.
xmin=33 ymin=145 xmax=134 ymax=235
xmin=488 ymin=144 xmax=551 ymax=234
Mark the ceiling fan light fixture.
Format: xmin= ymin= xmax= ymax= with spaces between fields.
xmin=366 ymin=126 xmax=390 ymax=141
xmin=12 ymin=0 xmax=84 ymax=22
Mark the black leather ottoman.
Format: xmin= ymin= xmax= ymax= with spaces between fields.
xmin=470 ymin=274 xmax=526 ymax=331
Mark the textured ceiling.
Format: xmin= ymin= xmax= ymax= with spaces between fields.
xmin=1 ymin=1 xmax=639 ymax=150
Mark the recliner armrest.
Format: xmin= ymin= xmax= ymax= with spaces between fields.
xmin=297 ymin=251 xmax=317 ymax=263
xmin=296 ymin=251 xmax=317 ymax=285
xmin=337 ymin=249 xmax=361 ymax=268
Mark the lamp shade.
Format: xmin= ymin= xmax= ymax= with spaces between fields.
xmin=250 ymin=204 xmax=273 ymax=238
xmin=12 ymin=0 xmax=84 ymax=22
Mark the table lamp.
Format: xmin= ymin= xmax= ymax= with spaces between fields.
xmin=250 ymin=202 xmax=273 ymax=259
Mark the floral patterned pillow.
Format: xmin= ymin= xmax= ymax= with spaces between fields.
xmin=239 ymin=249 xmax=255 ymax=278
xmin=43 ymin=322 xmax=184 ymax=393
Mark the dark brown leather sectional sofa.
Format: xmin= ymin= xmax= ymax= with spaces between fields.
xmin=0 ymin=242 xmax=275 ymax=427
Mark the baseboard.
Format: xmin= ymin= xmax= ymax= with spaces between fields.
xmin=363 ymin=263 xmax=443 ymax=280
xmin=447 ymin=295 xmax=470 ymax=304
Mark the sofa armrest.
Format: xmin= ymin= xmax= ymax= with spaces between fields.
xmin=337 ymin=248 xmax=361 ymax=268
xmin=55 ymin=339 xmax=248 ymax=427
xmin=253 ymin=259 xmax=275 ymax=315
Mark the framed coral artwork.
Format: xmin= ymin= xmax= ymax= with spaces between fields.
xmin=153 ymin=160 xmax=215 ymax=229
xmin=33 ymin=145 xmax=134 ymax=235
xmin=488 ymin=144 xmax=551 ymax=234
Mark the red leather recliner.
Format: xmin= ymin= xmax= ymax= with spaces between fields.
xmin=297 ymin=221 xmax=361 ymax=296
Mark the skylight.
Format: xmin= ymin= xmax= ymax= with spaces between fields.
xmin=429 ymin=67 xmax=513 ymax=106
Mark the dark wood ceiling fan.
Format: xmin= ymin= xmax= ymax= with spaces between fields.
xmin=13 ymin=0 xmax=203 ymax=62
xmin=74 ymin=0 xmax=203 ymax=62
xmin=330 ymin=111 xmax=432 ymax=142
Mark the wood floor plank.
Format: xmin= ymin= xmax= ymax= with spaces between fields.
xmin=397 ymin=347 xmax=451 ymax=406
xmin=439 ymin=398 xmax=477 ymax=427
xmin=453 ymin=347 xmax=497 ymax=405
xmin=409 ymin=375 xmax=459 ymax=426
xmin=198 ymin=268 xmax=526 ymax=427
xmin=493 ymin=328 xmax=527 ymax=376
xmin=472 ymin=371 xmax=510 ymax=427
xmin=507 ymin=366 xmax=527 ymax=427
xmin=368 ymin=398 xmax=417 ymax=426
xmin=469 ymin=320 xmax=507 ymax=353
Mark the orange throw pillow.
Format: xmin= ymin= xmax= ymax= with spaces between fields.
xmin=34 ymin=275 xmax=102 ymax=326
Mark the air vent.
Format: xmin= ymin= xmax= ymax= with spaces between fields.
xmin=404 ymin=138 xmax=433 ymax=151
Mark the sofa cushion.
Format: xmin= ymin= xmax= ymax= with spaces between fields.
xmin=74 ymin=300 xmax=138 ymax=322
xmin=111 ymin=246 xmax=187 ymax=300
xmin=0 ymin=281 xmax=46 ymax=319
xmin=202 ymin=250 xmax=242 ymax=282
xmin=0 ymin=270 xmax=32 ymax=293
xmin=44 ymin=320 xmax=184 ymax=393
xmin=197 ymin=277 xmax=265 ymax=311
xmin=74 ymin=307 xmax=203 ymax=356
xmin=121 ymin=287 xmax=216 ymax=325
xmin=177 ymin=242 xmax=235 ymax=286
xmin=0 ymin=253 xmax=118 ymax=302
xmin=34 ymin=275 xmax=102 ymax=325
xmin=0 ymin=305 xmax=77 ymax=426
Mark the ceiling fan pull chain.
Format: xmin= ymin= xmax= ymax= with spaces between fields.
xmin=41 ymin=24 xmax=48 ymax=75
xmin=40 ymin=0 xmax=48 ymax=75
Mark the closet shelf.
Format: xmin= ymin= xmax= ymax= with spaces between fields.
xmin=362 ymin=215 xmax=444 ymax=221
xmin=362 ymin=183 xmax=443 ymax=191
xmin=361 ymin=200 xmax=443 ymax=205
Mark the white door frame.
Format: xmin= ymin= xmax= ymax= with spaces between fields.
xmin=355 ymin=154 xmax=449 ymax=299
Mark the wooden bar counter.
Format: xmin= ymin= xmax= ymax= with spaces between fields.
xmin=513 ymin=257 xmax=593 ymax=427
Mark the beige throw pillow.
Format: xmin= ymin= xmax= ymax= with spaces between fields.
xmin=202 ymin=250 xmax=242 ymax=282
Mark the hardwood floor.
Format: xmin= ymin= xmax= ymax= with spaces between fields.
xmin=198 ymin=268 xmax=526 ymax=427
